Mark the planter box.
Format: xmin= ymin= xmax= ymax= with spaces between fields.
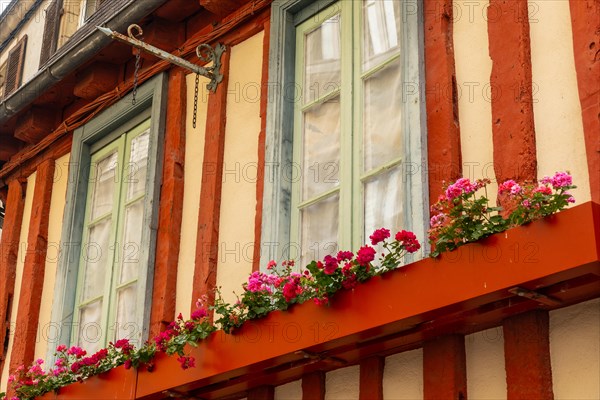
xmin=46 ymin=202 xmax=600 ymax=399
xmin=135 ymin=202 xmax=600 ymax=399
xmin=40 ymin=365 xmax=136 ymax=400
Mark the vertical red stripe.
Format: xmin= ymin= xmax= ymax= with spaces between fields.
xmin=252 ymin=22 xmax=271 ymax=273
xmin=0 ymin=180 xmax=25 ymax=376
xmin=7 ymin=159 xmax=55 ymax=397
xmin=423 ymin=335 xmax=467 ymax=400
xmin=149 ymin=68 xmax=187 ymax=336
xmin=360 ymin=357 xmax=384 ymax=400
xmin=488 ymin=0 xmax=537 ymax=184
xmin=302 ymin=371 xmax=325 ymax=400
xmin=424 ymin=0 xmax=462 ymax=206
xmin=503 ymin=310 xmax=553 ymax=399
xmin=191 ymin=50 xmax=231 ymax=314
xmin=568 ymin=0 xmax=600 ymax=204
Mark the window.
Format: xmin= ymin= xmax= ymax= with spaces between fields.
xmin=73 ymin=120 xmax=151 ymax=353
xmin=80 ymin=0 xmax=105 ymax=24
xmin=1 ymin=35 xmax=27 ymax=98
xmin=50 ymin=74 xmax=166 ymax=355
xmin=262 ymin=0 xmax=427 ymax=266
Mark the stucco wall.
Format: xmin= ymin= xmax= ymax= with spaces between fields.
xmin=325 ymin=365 xmax=360 ymax=400
xmin=215 ymin=30 xmax=263 ymax=305
xmin=529 ymin=0 xmax=591 ymax=203
xmin=0 ymin=171 xmax=36 ymax=392
xmin=453 ymin=0 xmax=498 ymax=205
xmin=175 ymin=73 xmax=209 ymax=319
xmin=383 ymin=348 xmax=423 ymax=399
xmin=550 ymin=298 xmax=600 ymax=399
xmin=465 ymin=327 xmax=507 ymax=399
xmin=34 ymin=154 xmax=70 ymax=362
xmin=275 ymin=379 xmax=302 ymax=400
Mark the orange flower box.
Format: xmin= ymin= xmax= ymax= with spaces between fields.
xmin=44 ymin=202 xmax=599 ymax=399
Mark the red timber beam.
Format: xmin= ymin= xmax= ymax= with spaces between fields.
xmin=247 ymin=385 xmax=274 ymax=400
xmin=302 ymin=371 xmax=325 ymax=400
xmin=253 ymin=18 xmax=271 ymax=272
xmin=7 ymin=159 xmax=55 ymax=397
xmin=424 ymin=0 xmax=462 ymax=207
xmin=569 ymin=0 xmax=600 ymax=203
xmin=360 ymin=356 xmax=384 ymax=400
xmin=191 ymin=49 xmax=231 ymax=314
xmin=0 ymin=179 xmax=25 ymax=376
xmin=488 ymin=0 xmax=537 ymax=184
xmin=149 ymin=68 xmax=187 ymax=337
xmin=503 ymin=310 xmax=553 ymax=399
xmin=423 ymin=334 xmax=467 ymax=400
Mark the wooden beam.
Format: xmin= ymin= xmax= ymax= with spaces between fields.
xmin=73 ymin=62 xmax=119 ymax=100
xmin=424 ymin=0 xmax=462 ymax=206
xmin=503 ymin=310 xmax=553 ymax=399
xmin=247 ymin=385 xmax=274 ymax=400
xmin=13 ymin=106 xmax=59 ymax=144
xmin=302 ymin=371 xmax=325 ymax=400
xmin=0 ymin=136 xmax=22 ymax=161
xmin=149 ymin=68 xmax=186 ymax=337
xmin=199 ymin=0 xmax=249 ymax=18
xmin=569 ymin=0 xmax=600 ymax=203
xmin=6 ymin=159 xmax=55 ymax=398
xmin=0 ymin=180 xmax=25 ymax=377
xmin=488 ymin=0 xmax=537 ymax=184
xmin=360 ymin=357 xmax=384 ymax=400
xmin=252 ymin=19 xmax=270 ymax=272
xmin=191 ymin=49 xmax=231 ymax=314
xmin=423 ymin=334 xmax=467 ymax=400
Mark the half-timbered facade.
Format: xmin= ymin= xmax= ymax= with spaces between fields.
xmin=0 ymin=0 xmax=598 ymax=398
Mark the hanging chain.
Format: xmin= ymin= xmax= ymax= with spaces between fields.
xmin=193 ymin=73 xmax=200 ymax=129
xmin=132 ymin=48 xmax=141 ymax=105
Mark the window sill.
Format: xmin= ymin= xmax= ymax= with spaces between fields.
xmin=46 ymin=202 xmax=600 ymax=399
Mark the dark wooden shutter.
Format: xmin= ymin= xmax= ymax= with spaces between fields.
xmin=4 ymin=35 xmax=27 ymax=96
xmin=39 ymin=0 xmax=62 ymax=67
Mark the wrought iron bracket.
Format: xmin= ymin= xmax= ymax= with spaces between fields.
xmin=97 ymin=24 xmax=225 ymax=92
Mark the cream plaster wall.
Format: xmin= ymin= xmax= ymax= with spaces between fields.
xmin=383 ymin=348 xmax=423 ymax=399
xmin=274 ymin=379 xmax=302 ymax=400
xmin=529 ymin=0 xmax=591 ymax=203
xmin=175 ymin=73 xmax=209 ymax=319
xmin=453 ymin=0 xmax=497 ymax=205
xmin=34 ymin=154 xmax=70 ymax=362
xmin=465 ymin=327 xmax=506 ymax=399
xmin=215 ymin=31 xmax=263 ymax=305
xmin=325 ymin=365 xmax=360 ymax=400
xmin=550 ymin=298 xmax=600 ymax=399
xmin=0 ymin=172 xmax=36 ymax=392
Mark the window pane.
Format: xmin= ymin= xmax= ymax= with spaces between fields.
xmin=89 ymin=151 xmax=118 ymax=219
xmin=364 ymin=166 xmax=403 ymax=241
xmin=362 ymin=0 xmax=401 ymax=71
xmin=300 ymin=194 xmax=339 ymax=266
xmin=119 ymin=199 xmax=144 ymax=284
xmin=77 ymin=299 xmax=102 ymax=354
xmin=115 ymin=283 xmax=137 ymax=343
xmin=126 ymin=131 xmax=150 ymax=200
xmin=81 ymin=218 xmax=111 ymax=300
xmin=304 ymin=14 xmax=341 ymax=104
xmin=363 ymin=58 xmax=403 ymax=171
xmin=302 ymin=98 xmax=341 ymax=200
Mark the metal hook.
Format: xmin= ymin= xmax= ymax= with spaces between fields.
xmin=127 ymin=24 xmax=143 ymax=39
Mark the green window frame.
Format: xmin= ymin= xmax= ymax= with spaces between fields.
xmin=262 ymin=0 xmax=428 ymax=267
xmin=49 ymin=73 xmax=167 ymax=357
